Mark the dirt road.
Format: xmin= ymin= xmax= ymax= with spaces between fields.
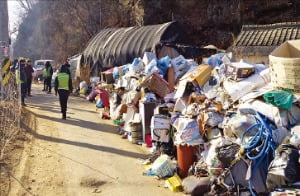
xmin=10 ymin=84 xmax=178 ymax=196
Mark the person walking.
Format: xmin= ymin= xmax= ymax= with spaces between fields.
xmin=44 ymin=61 xmax=53 ymax=94
xmin=25 ymin=59 xmax=34 ymax=96
xmin=61 ymin=61 xmax=71 ymax=77
xmin=42 ymin=67 xmax=47 ymax=91
xmin=17 ymin=59 xmax=27 ymax=106
xmin=55 ymin=66 xmax=73 ymax=120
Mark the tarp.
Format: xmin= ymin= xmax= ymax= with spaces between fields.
xmin=68 ymin=54 xmax=82 ymax=79
xmin=82 ymin=21 xmax=188 ymax=69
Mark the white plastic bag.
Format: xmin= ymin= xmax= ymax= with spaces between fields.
xmin=224 ymin=68 xmax=270 ymax=102
xmin=145 ymin=59 xmax=159 ymax=75
xmin=173 ymin=118 xmax=204 ymax=145
xmin=129 ymin=58 xmax=144 ymax=74
xmin=171 ymin=55 xmax=187 ymax=73
xmin=151 ymin=155 xmax=176 ymax=177
xmin=143 ymin=52 xmax=157 ymax=66
xmin=79 ymin=81 xmax=88 ymax=90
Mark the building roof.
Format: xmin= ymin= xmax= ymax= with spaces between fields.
xmin=230 ymin=22 xmax=300 ymax=56
xmin=82 ymin=22 xmax=188 ymax=68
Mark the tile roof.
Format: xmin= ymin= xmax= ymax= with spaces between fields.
xmin=235 ymin=22 xmax=300 ymax=47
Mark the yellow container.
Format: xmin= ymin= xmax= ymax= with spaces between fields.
xmin=165 ymin=174 xmax=183 ymax=192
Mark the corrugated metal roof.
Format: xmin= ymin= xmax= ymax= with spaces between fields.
xmin=235 ymin=22 xmax=300 ymax=47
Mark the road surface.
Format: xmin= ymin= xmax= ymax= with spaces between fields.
xmin=10 ymin=84 xmax=178 ymax=196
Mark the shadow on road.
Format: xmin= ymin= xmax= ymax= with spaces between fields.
xmin=33 ymin=112 xmax=116 ymax=134
xmin=27 ymin=104 xmax=63 ymax=114
xmin=26 ymin=129 xmax=147 ymax=160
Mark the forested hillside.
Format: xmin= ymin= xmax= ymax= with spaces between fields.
xmin=13 ymin=0 xmax=300 ymax=63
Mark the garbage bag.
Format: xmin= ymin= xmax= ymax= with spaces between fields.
xmin=79 ymin=87 xmax=87 ymax=95
xmin=171 ymin=55 xmax=187 ymax=73
xmin=96 ymin=99 xmax=104 ymax=108
xmin=79 ymin=81 xmax=88 ymax=90
xmin=223 ymin=114 xmax=257 ymax=139
xmin=207 ymin=53 xmax=225 ymax=68
xmin=143 ymin=52 xmax=157 ymax=66
xmin=204 ymin=112 xmax=224 ymax=127
xmin=224 ymin=159 xmax=268 ymax=193
xmin=202 ymin=138 xmax=223 ymax=175
xmin=266 ymin=145 xmax=300 ymax=191
xmin=290 ymin=125 xmax=300 ymax=149
xmin=173 ymin=118 xmax=204 ymax=145
xmin=113 ymin=67 xmax=119 ymax=79
xmin=122 ymin=64 xmax=130 ymax=74
xmin=263 ymin=90 xmax=294 ymax=110
xmin=272 ymin=126 xmax=291 ymax=146
xmin=215 ymin=143 xmax=240 ymax=165
xmin=151 ymin=154 xmax=176 ymax=177
xmin=157 ymin=56 xmax=171 ymax=76
xmin=182 ymin=176 xmax=210 ymax=194
xmin=129 ymin=58 xmax=144 ymax=74
xmin=145 ymin=59 xmax=159 ymax=75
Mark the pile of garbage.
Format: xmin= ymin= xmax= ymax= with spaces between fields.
xmin=79 ymin=40 xmax=300 ymax=195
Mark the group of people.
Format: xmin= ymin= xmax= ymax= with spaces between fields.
xmin=17 ymin=59 xmax=73 ymax=120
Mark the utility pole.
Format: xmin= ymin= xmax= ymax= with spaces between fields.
xmin=0 ymin=0 xmax=9 ymax=57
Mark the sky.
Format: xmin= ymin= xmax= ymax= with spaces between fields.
xmin=7 ymin=0 xmax=23 ymax=39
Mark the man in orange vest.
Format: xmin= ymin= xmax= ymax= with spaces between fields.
xmin=54 ymin=65 xmax=73 ymax=120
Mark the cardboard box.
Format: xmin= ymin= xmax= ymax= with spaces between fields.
xmin=167 ymin=67 xmax=175 ymax=91
xmin=100 ymin=71 xmax=114 ymax=84
xmin=226 ymin=62 xmax=255 ymax=80
xmin=183 ymin=64 xmax=212 ymax=86
xmin=269 ymin=40 xmax=300 ymax=92
xmin=151 ymin=115 xmax=170 ymax=130
xmin=141 ymin=72 xmax=171 ymax=98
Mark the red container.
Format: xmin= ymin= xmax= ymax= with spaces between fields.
xmin=145 ymin=134 xmax=152 ymax=147
xmin=177 ymin=145 xmax=196 ymax=178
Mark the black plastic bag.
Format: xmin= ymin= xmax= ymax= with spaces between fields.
xmin=216 ymin=143 xmax=240 ymax=165
xmin=266 ymin=144 xmax=300 ymax=191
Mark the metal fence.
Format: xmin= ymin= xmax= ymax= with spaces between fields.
xmin=0 ymin=58 xmax=21 ymax=159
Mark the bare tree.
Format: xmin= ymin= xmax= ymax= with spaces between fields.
xmin=16 ymin=0 xmax=35 ymax=13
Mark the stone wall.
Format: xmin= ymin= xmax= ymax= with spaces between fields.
xmin=120 ymin=0 xmax=299 ymax=49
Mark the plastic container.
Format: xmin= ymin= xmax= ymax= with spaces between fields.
xmin=165 ymin=174 xmax=183 ymax=192
xmin=145 ymin=134 xmax=152 ymax=147
xmin=176 ymin=145 xmax=196 ymax=178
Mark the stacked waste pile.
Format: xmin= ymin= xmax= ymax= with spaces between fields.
xmin=80 ymin=40 xmax=300 ymax=195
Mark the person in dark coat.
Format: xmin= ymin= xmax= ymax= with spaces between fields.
xmin=18 ymin=59 xmax=27 ymax=106
xmin=43 ymin=61 xmax=53 ymax=93
xmin=55 ymin=65 xmax=73 ymax=120
xmin=25 ymin=59 xmax=34 ymax=96
xmin=61 ymin=61 xmax=71 ymax=76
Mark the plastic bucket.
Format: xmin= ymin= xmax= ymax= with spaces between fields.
xmin=176 ymin=145 xmax=196 ymax=178
xmin=145 ymin=134 xmax=152 ymax=147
